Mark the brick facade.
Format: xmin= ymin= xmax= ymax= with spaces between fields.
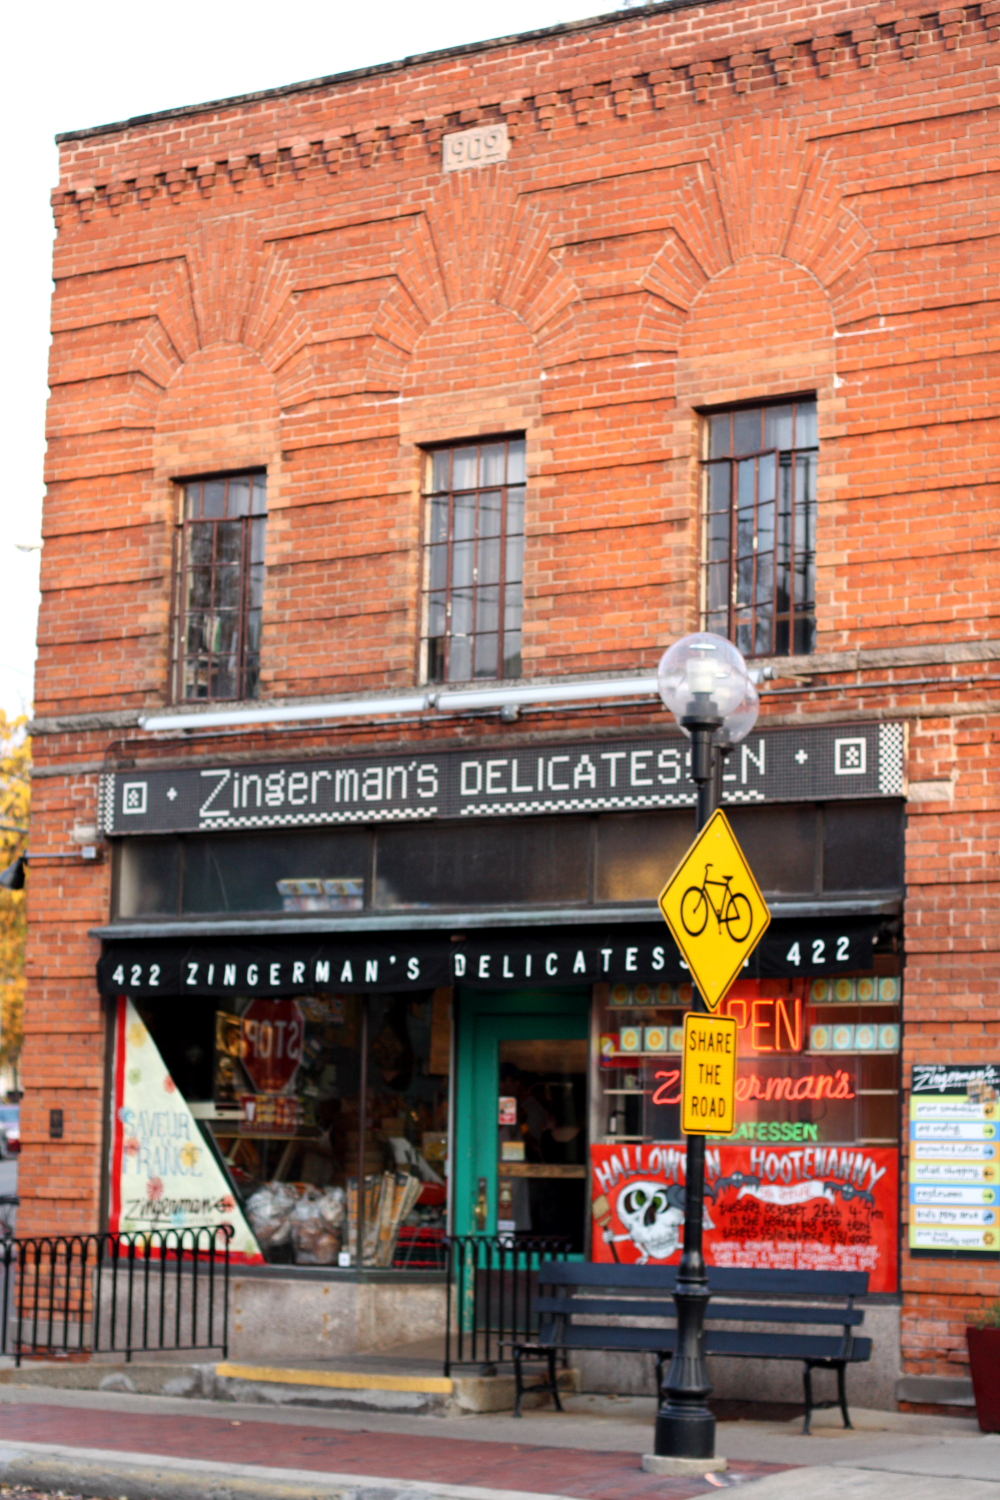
xmin=28 ymin=0 xmax=999 ymax=1387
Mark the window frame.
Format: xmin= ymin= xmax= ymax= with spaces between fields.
xmin=700 ymin=398 xmax=818 ymax=658
xmin=419 ymin=436 xmax=526 ymax=685
xmin=170 ymin=470 xmax=268 ymax=703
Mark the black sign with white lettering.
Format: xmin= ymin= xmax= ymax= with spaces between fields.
xmin=97 ymin=919 xmax=878 ymax=997
xmin=100 ymin=722 xmax=906 ymax=835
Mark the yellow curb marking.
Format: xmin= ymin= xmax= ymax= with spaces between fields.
xmin=216 ymin=1362 xmax=454 ymax=1394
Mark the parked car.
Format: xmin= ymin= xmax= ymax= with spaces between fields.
xmin=0 ymin=1105 xmax=21 ymax=1157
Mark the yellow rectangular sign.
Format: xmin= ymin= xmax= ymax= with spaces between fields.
xmin=681 ymin=1011 xmax=738 ymax=1135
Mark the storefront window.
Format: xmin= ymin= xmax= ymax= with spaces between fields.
xmin=138 ymin=989 xmax=451 ymax=1269
xmin=593 ymin=971 xmax=902 ymax=1289
xmin=112 ymin=803 xmax=904 ymax=919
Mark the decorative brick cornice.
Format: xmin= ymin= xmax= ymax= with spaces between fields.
xmin=51 ymin=2 xmax=996 ymax=228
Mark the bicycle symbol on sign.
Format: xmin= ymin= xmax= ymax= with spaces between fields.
xmin=680 ymin=863 xmax=753 ymax=944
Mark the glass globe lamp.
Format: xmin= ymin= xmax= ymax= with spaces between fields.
xmin=656 ymin=633 xmax=751 ymax=737
xmin=714 ymin=678 xmax=760 ymax=750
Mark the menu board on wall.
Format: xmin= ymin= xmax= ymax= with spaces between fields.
xmin=591 ymin=1141 xmax=899 ymax=1292
xmin=909 ymin=1063 xmax=999 ymax=1255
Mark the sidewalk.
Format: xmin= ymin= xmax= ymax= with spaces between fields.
xmin=0 ymin=1384 xmax=994 ymax=1500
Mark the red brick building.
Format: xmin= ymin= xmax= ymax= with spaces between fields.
xmin=26 ymin=0 xmax=998 ymax=1405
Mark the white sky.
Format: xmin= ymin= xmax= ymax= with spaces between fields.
xmin=0 ymin=0 xmax=613 ymax=720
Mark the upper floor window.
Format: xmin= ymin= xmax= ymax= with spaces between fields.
xmin=173 ymin=472 xmax=267 ymax=701
xmin=702 ymin=400 xmax=817 ymax=657
xmin=422 ymin=438 xmax=526 ymax=683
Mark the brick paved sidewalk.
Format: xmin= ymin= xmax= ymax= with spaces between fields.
xmin=0 ymin=1402 xmax=792 ymax=1499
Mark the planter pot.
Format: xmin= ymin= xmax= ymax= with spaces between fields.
xmin=967 ymin=1325 xmax=1000 ymax=1432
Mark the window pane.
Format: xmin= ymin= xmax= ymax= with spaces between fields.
xmin=428 ymin=542 xmax=448 ymax=591
xmin=426 ymin=637 xmax=445 ymax=682
xmin=707 ymin=561 xmax=728 ymax=612
xmin=182 ymin=830 xmax=370 ymax=914
xmin=707 ymin=461 xmax=730 ymax=511
xmin=474 ymin=631 xmax=498 ymax=677
xmin=210 ymin=656 xmax=239 ymax=698
xmin=188 ymin=524 xmax=214 ymax=567
xmin=476 ymin=584 xmax=499 ymax=633
xmin=187 ymin=569 xmax=212 ymax=609
xmin=479 ymin=491 xmax=502 ymax=538
xmin=506 ymin=486 xmax=525 ymax=536
xmin=431 ymin=450 xmax=450 ymax=493
xmin=217 ymin=522 xmax=244 ymax=566
xmin=507 ymin=440 xmax=527 ymax=484
xmin=251 ymin=475 xmax=268 ymax=515
xmin=477 ymin=536 xmax=501 ymax=587
xmin=795 ymin=402 xmax=818 ymax=448
xmin=758 ymin=451 xmax=776 ymax=504
xmin=375 ymin=819 xmax=589 ymax=908
xmin=708 ymin=413 xmax=731 ymax=458
xmin=449 ymin=635 xmax=472 ymax=681
xmin=117 ymin=838 xmax=180 ymax=917
xmin=452 ymin=446 xmax=478 ymax=490
xmin=481 ymin=443 xmax=506 ymax=486
xmin=454 ymin=495 xmax=476 ymax=543
xmin=504 ymin=583 xmax=523 ymax=631
xmin=430 ymin=496 xmax=449 ymax=544
xmin=227 ymin=478 xmax=251 ymax=517
xmin=250 ymin=517 xmax=267 ymax=566
xmin=452 ymin=541 xmax=474 ymax=590
xmin=764 ymin=405 xmax=794 ymax=451
xmin=756 ymin=549 xmax=773 ymax=605
xmin=737 ymin=457 xmax=757 ymax=510
xmin=502 ymin=632 xmax=522 ymax=677
xmin=823 ymin=802 xmax=903 ymax=891
xmin=451 ymin=588 xmax=473 ymax=636
xmin=202 ymin=480 xmax=226 ymax=518
xmin=733 ymin=408 xmax=761 ymax=455
xmin=427 ymin=591 xmax=447 ymax=637
xmin=505 ymin=532 xmax=525 ymax=585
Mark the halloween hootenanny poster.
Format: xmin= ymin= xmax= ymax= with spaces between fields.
xmin=592 ymin=1141 xmax=898 ymax=1292
xmin=110 ymin=997 xmax=263 ymax=1261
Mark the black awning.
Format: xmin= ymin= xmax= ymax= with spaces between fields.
xmin=97 ymin=917 xmax=885 ymax=998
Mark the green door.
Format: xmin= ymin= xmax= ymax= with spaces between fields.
xmin=453 ymin=989 xmax=590 ymax=1248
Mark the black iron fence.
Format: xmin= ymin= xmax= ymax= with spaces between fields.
xmin=444 ymin=1234 xmax=570 ymax=1375
xmin=0 ymin=1226 xmax=232 ymax=1364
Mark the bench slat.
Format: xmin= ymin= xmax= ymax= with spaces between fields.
xmin=527 ymin=1326 xmax=871 ymax=1363
xmin=534 ymin=1296 xmax=675 ymax=1318
xmin=533 ymin=1296 xmax=863 ymax=1327
xmin=538 ymin=1263 xmax=869 ymax=1297
xmin=706 ymin=1332 xmax=872 ymax=1362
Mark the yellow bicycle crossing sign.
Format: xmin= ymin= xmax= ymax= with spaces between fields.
xmin=658 ymin=808 xmax=771 ymax=1011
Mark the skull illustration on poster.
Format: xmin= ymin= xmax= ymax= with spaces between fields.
xmin=608 ymin=1180 xmax=714 ymax=1264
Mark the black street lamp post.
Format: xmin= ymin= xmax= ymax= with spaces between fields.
xmin=651 ymin=635 xmax=759 ymax=1466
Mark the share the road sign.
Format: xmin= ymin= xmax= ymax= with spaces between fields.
xmin=658 ymin=808 xmax=771 ymax=1011
xmin=681 ymin=1012 xmax=738 ymax=1135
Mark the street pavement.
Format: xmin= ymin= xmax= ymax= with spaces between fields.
xmin=0 ymin=1385 xmax=994 ymax=1500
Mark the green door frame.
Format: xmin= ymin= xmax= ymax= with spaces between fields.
xmin=452 ymin=987 xmax=590 ymax=1238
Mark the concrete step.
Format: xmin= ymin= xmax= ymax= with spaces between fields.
xmin=0 ymin=1357 xmax=580 ymax=1414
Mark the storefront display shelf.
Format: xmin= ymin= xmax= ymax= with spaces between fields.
xmin=805 ymin=1049 xmax=900 ymax=1057
xmin=603 ymin=1089 xmax=645 ymax=1096
xmin=217 ymin=1131 xmax=323 ymax=1142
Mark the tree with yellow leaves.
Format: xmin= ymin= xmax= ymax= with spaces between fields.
xmin=0 ymin=714 xmax=29 ymax=1087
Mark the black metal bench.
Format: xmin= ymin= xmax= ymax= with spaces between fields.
xmin=513 ymin=1262 xmax=871 ymax=1431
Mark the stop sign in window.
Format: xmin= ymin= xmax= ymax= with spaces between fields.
xmin=241 ymin=999 xmax=305 ymax=1093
